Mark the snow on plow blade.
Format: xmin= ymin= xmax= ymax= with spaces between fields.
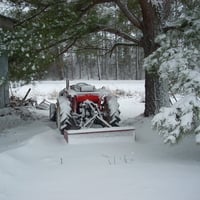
xmin=64 ymin=126 xmax=135 ymax=143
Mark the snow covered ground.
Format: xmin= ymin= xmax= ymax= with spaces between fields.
xmin=0 ymin=80 xmax=200 ymax=200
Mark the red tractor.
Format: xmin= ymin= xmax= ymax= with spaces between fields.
xmin=49 ymin=82 xmax=121 ymax=135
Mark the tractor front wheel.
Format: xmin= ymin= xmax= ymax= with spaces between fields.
xmin=49 ymin=103 xmax=56 ymax=121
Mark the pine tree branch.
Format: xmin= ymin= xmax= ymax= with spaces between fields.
xmin=108 ymin=42 xmax=137 ymax=57
xmin=77 ymin=0 xmax=142 ymax=30
xmin=115 ymin=0 xmax=142 ymax=30
xmin=14 ymin=5 xmax=49 ymax=27
xmin=14 ymin=1 xmax=68 ymax=27
xmin=78 ymin=0 xmax=114 ymax=12
xmin=96 ymin=26 xmax=140 ymax=44
xmin=72 ymin=47 xmax=109 ymax=56
xmin=57 ymin=38 xmax=78 ymax=56
xmin=33 ymin=36 xmax=77 ymax=54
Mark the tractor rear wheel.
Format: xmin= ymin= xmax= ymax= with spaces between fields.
xmin=56 ymin=97 xmax=74 ymax=134
xmin=103 ymin=95 xmax=120 ymax=126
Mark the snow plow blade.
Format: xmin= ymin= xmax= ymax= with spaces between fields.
xmin=64 ymin=126 xmax=135 ymax=143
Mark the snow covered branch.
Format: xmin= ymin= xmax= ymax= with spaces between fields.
xmin=152 ymin=95 xmax=200 ymax=144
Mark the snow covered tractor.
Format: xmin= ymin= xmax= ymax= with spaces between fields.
xmin=49 ymin=82 xmax=120 ymax=131
xmin=49 ymin=82 xmax=135 ymax=142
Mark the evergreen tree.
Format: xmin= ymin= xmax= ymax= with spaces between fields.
xmin=148 ymin=1 xmax=200 ymax=143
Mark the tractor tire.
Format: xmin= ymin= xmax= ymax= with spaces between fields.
xmin=56 ymin=105 xmax=62 ymax=133
xmin=56 ymin=97 xmax=74 ymax=135
xmin=103 ymin=95 xmax=121 ymax=126
xmin=49 ymin=103 xmax=56 ymax=121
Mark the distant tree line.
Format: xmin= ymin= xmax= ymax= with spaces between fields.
xmin=45 ymin=43 xmax=144 ymax=80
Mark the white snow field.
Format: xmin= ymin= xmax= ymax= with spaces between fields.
xmin=0 ymin=80 xmax=200 ymax=200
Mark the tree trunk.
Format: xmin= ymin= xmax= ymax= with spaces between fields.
xmin=144 ymin=71 xmax=157 ymax=116
xmin=78 ymin=54 xmax=82 ymax=79
xmin=155 ymin=77 xmax=170 ymax=110
xmin=115 ymin=48 xmax=119 ymax=80
xmin=97 ymin=52 xmax=101 ymax=80
xmin=140 ymin=0 xmax=170 ymax=116
xmin=70 ymin=52 xmax=74 ymax=79
xmin=135 ymin=46 xmax=139 ymax=80
xmin=143 ymin=49 xmax=170 ymax=116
